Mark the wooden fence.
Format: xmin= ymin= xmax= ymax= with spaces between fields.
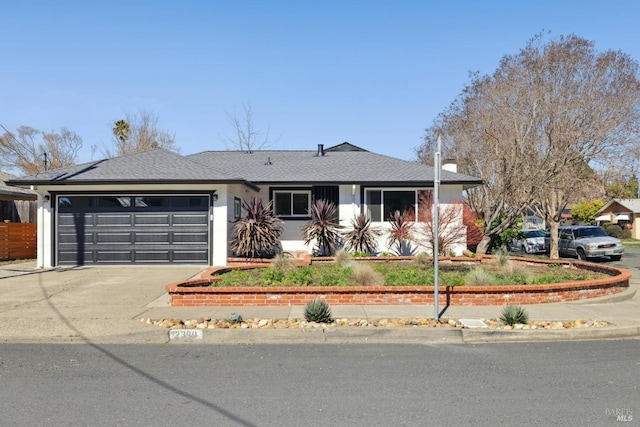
xmin=0 ymin=222 xmax=37 ymax=260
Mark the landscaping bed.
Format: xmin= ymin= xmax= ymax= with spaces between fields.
xmin=165 ymin=255 xmax=631 ymax=307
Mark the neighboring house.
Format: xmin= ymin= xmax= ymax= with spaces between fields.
xmin=6 ymin=142 xmax=482 ymax=267
xmin=0 ymin=172 xmax=37 ymax=223
xmin=595 ymin=199 xmax=640 ymax=238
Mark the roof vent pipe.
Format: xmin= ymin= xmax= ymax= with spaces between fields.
xmin=317 ymin=144 xmax=325 ymax=156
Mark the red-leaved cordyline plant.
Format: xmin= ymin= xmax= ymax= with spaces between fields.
xmin=343 ymin=213 xmax=382 ymax=255
xmin=301 ymin=199 xmax=343 ymax=256
xmin=386 ymin=209 xmax=414 ymax=255
xmin=230 ymin=197 xmax=283 ymax=259
xmin=412 ymin=191 xmax=466 ymax=256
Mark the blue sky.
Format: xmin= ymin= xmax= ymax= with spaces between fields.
xmin=2 ymin=0 xmax=640 ymax=165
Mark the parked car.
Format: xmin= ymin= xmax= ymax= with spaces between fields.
xmin=556 ymin=225 xmax=624 ymax=261
xmin=509 ymin=229 xmax=547 ymax=254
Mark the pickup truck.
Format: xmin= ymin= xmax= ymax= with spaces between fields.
xmin=557 ymin=226 xmax=624 ymax=261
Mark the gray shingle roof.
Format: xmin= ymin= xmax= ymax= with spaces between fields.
xmin=186 ymin=149 xmax=481 ymax=186
xmin=6 ymin=146 xmax=482 ymax=188
xmin=7 ymin=149 xmax=242 ymax=185
xmin=0 ymin=171 xmax=37 ymax=198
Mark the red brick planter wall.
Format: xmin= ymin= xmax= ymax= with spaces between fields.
xmin=165 ymin=257 xmax=631 ymax=307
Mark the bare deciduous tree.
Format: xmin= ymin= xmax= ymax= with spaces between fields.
xmin=412 ymin=192 xmax=466 ymax=256
xmin=103 ymin=111 xmax=178 ymax=157
xmin=417 ymin=33 xmax=640 ymax=255
xmin=0 ymin=125 xmax=82 ymax=175
xmin=223 ymin=102 xmax=273 ymax=153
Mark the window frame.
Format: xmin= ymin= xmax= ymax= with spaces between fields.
xmin=364 ymin=188 xmax=432 ymax=222
xmin=271 ymin=189 xmax=312 ymax=219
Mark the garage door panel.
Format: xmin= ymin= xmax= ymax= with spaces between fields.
xmin=173 ymin=232 xmax=208 ymax=243
xmin=96 ymin=232 xmax=133 ymax=244
xmin=173 ymin=213 xmax=207 ymax=225
xmin=134 ymin=214 xmax=170 ymax=226
xmin=134 ymin=251 xmax=171 ymax=262
xmin=173 ymin=250 xmax=208 ymax=262
xmin=59 ymin=251 xmax=94 ymax=263
xmin=57 ymin=195 xmax=210 ymax=265
xmin=95 ymin=251 xmax=133 ymax=263
xmin=58 ymin=213 xmax=94 ymax=226
xmin=135 ymin=232 xmax=171 ymax=244
xmin=96 ymin=214 xmax=132 ymax=226
xmin=58 ymin=232 xmax=94 ymax=244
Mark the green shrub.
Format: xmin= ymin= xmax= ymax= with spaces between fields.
xmin=262 ymin=268 xmax=286 ymax=285
xmin=441 ymin=272 xmax=465 ymax=286
xmin=384 ymin=268 xmax=433 ymax=286
xmin=304 ymin=299 xmax=333 ymax=323
xmin=622 ymin=229 xmax=632 ymax=239
xmin=319 ymin=267 xmax=351 ymax=286
xmin=605 ymin=224 xmax=623 ymax=238
xmin=285 ymin=266 xmax=313 ymax=286
xmin=499 ymin=305 xmax=529 ymax=326
xmin=214 ymin=270 xmax=260 ymax=287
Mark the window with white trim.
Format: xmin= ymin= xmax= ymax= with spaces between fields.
xmin=273 ymin=190 xmax=311 ymax=217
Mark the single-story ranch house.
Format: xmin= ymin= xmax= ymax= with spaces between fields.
xmin=7 ymin=142 xmax=482 ymax=267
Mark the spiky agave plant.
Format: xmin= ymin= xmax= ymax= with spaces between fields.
xmin=303 ymin=299 xmax=334 ymax=323
xmin=343 ymin=213 xmax=381 ymax=255
xmin=230 ymin=197 xmax=284 ymax=259
xmin=499 ymin=305 xmax=529 ymax=326
xmin=301 ymin=199 xmax=343 ymax=256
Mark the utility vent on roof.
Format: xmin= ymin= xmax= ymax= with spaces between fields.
xmin=316 ymin=144 xmax=325 ymax=156
xmin=265 ymin=157 xmax=272 ymax=165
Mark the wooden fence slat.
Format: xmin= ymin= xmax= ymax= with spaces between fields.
xmin=0 ymin=223 xmax=37 ymax=260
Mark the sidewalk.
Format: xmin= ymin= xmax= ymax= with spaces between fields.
xmin=0 ymin=261 xmax=639 ymax=344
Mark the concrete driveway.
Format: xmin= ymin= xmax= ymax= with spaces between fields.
xmin=0 ymin=262 xmax=203 ymax=342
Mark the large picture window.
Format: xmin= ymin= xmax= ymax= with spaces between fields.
xmin=273 ymin=190 xmax=311 ymax=217
xmin=365 ymin=189 xmax=432 ymax=222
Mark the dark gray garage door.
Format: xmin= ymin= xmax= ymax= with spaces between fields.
xmin=56 ymin=195 xmax=210 ymax=265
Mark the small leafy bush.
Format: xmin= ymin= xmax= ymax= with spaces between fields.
xmin=285 ymin=266 xmax=313 ymax=286
xmin=319 ymin=266 xmax=351 ymax=286
xmin=262 ymin=268 xmax=286 ymax=285
xmin=499 ymin=305 xmax=529 ymax=326
xmin=605 ymin=224 xmax=623 ymax=238
xmin=304 ymin=299 xmax=333 ymax=323
xmin=384 ymin=268 xmax=433 ymax=286
xmin=213 ymin=270 xmax=260 ymax=287
xmin=441 ymin=272 xmax=465 ymax=287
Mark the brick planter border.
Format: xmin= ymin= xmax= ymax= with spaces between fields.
xmin=165 ymin=256 xmax=631 ymax=307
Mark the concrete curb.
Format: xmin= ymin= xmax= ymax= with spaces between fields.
xmin=159 ymin=325 xmax=640 ymax=345
xmin=461 ymin=325 xmax=640 ymax=344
